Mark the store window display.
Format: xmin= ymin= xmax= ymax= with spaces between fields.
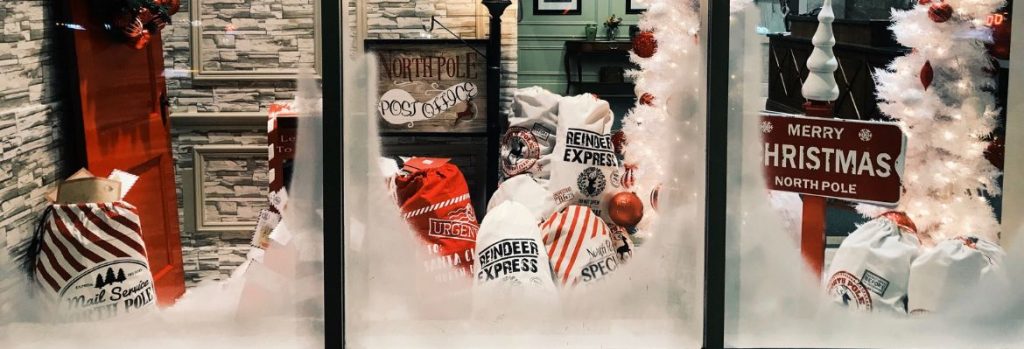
xmin=0 ymin=0 xmax=1021 ymax=347
xmin=725 ymin=0 xmax=1022 ymax=347
xmin=343 ymin=0 xmax=712 ymax=346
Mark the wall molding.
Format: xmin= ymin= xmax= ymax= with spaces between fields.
xmin=518 ymin=21 xmax=595 ymax=26
xmin=190 ymin=145 xmax=269 ymax=233
xmin=518 ymin=45 xmax=568 ymax=51
xmin=519 ymin=34 xmax=587 ymax=40
xmin=170 ymin=112 xmax=267 ymax=129
xmin=189 ymin=0 xmax=323 ymax=80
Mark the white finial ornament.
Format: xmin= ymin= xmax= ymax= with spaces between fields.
xmin=802 ymin=0 xmax=839 ymax=102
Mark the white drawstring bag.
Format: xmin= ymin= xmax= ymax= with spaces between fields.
xmin=907 ymin=236 xmax=1005 ymax=314
xmin=825 ymin=212 xmax=920 ymax=314
xmin=472 ymin=201 xmax=559 ymax=319
xmin=501 ymin=87 xmax=561 ymax=186
xmin=487 ymin=174 xmax=556 ymax=223
xmin=547 ymin=94 xmax=621 ymax=221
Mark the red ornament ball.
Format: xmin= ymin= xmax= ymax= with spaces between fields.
xmin=928 ymin=2 xmax=953 ymax=23
xmin=609 ymin=191 xmax=644 ymax=227
xmin=612 ymin=130 xmax=627 ymax=155
xmin=918 ymin=0 xmax=931 ymax=4
xmin=987 ymin=12 xmax=1011 ymax=60
xmin=920 ymin=60 xmax=934 ymax=90
xmin=639 ymin=92 xmax=655 ymax=106
xmin=633 ymin=31 xmax=657 ymax=58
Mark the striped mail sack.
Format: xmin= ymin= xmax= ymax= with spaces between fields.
xmin=33 ymin=202 xmax=157 ymax=321
xmin=541 ymin=205 xmax=620 ymax=287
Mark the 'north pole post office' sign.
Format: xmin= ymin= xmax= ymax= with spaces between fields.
xmin=761 ymin=113 xmax=907 ymax=205
xmin=367 ymin=40 xmax=488 ymax=133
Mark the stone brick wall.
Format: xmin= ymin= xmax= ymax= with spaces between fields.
xmin=171 ymin=129 xmax=268 ymax=285
xmin=162 ymin=0 xmax=312 ymax=286
xmin=0 ymin=0 xmax=70 ymax=316
xmin=197 ymin=0 xmax=315 ymax=73
xmin=163 ymin=0 xmax=313 ymax=114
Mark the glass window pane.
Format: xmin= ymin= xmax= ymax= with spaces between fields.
xmin=343 ymin=0 xmax=709 ymax=346
xmin=724 ymin=1 xmax=1020 ymax=347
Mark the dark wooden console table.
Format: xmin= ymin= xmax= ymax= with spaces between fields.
xmin=564 ymin=40 xmax=635 ymax=98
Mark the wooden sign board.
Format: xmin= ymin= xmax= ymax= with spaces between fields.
xmin=366 ymin=40 xmax=488 ymax=133
xmin=761 ymin=113 xmax=907 ymax=205
xmin=269 ymin=103 xmax=298 ymax=194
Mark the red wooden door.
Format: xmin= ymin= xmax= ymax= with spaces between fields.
xmin=65 ymin=0 xmax=186 ymax=305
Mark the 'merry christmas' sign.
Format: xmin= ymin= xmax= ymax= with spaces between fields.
xmin=760 ymin=114 xmax=906 ymax=205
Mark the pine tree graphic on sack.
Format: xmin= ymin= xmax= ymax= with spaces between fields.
xmin=95 ymin=267 xmax=127 ymax=288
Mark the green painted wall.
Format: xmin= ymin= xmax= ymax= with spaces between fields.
xmin=517 ymin=0 xmax=642 ymax=94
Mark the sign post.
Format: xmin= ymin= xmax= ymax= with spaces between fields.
xmin=798 ymin=0 xmax=840 ymax=279
xmin=762 ymin=111 xmax=907 ymax=278
xmin=800 ymin=102 xmax=829 ymax=279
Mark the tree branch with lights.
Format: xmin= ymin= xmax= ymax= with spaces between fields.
xmin=860 ymin=0 xmax=1006 ymax=243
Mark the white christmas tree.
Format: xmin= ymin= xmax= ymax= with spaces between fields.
xmin=620 ymin=0 xmax=705 ymax=235
xmin=620 ymin=0 xmax=750 ymax=235
xmin=862 ymin=0 xmax=1005 ymax=242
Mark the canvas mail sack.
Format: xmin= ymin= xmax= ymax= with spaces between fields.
xmin=32 ymin=202 xmax=157 ymax=321
xmin=907 ymin=236 xmax=1005 ymax=314
xmin=547 ymin=94 xmax=622 ymax=222
xmin=472 ymin=201 xmax=559 ymax=319
xmin=501 ymin=86 xmax=560 ymax=186
xmin=394 ymin=157 xmax=478 ymax=278
xmin=825 ymin=212 xmax=920 ymax=314
xmin=541 ymin=205 xmax=623 ymax=288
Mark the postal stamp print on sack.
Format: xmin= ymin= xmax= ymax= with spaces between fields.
xmin=826 ymin=270 xmax=873 ymax=311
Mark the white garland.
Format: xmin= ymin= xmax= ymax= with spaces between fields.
xmin=859 ymin=0 xmax=1005 ymax=242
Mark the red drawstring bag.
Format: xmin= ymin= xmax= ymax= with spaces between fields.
xmin=394 ymin=158 xmax=478 ymax=279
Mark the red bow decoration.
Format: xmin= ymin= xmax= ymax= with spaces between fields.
xmin=111 ymin=0 xmax=180 ymax=49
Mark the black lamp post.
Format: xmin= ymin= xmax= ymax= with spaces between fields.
xmin=482 ymin=0 xmax=511 ymax=204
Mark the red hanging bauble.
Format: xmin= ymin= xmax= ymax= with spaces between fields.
xmin=633 ymin=31 xmax=657 ymax=58
xmin=920 ymin=61 xmax=934 ymax=90
xmin=928 ymin=2 xmax=953 ymax=23
xmin=987 ymin=12 xmax=1011 ymax=60
xmin=612 ymin=130 xmax=627 ymax=155
xmin=639 ymin=92 xmax=655 ymax=106
xmin=609 ymin=192 xmax=644 ymax=227
xmin=918 ymin=0 xmax=932 ymax=5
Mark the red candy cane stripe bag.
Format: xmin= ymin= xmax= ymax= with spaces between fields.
xmin=32 ymin=202 xmax=157 ymax=321
xmin=541 ymin=205 xmax=620 ymax=287
xmin=395 ymin=158 xmax=479 ymax=277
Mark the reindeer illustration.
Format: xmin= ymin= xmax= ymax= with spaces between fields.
xmin=584 ymin=170 xmax=601 ymax=195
